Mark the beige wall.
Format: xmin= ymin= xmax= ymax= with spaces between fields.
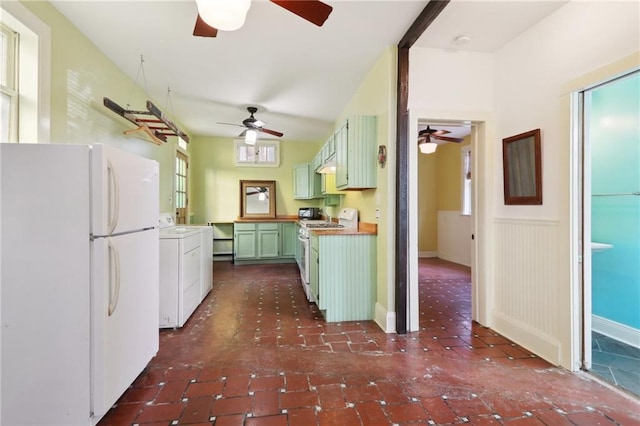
xmin=189 ymin=137 xmax=322 ymax=223
xmin=14 ymin=1 xmax=190 ymax=216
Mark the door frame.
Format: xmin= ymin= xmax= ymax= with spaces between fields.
xmin=407 ymin=109 xmax=494 ymax=331
xmin=569 ymin=57 xmax=640 ymax=371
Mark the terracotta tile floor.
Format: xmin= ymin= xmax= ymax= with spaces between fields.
xmin=98 ymin=258 xmax=640 ymax=425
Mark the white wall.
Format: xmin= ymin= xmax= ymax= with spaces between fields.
xmin=410 ymin=0 xmax=640 ymax=369
xmin=437 ymin=211 xmax=471 ymax=267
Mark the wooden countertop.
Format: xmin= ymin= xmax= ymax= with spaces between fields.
xmin=310 ymin=222 xmax=377 ymax=236
xmin=234 ymin=215 xmax=298 ymax=223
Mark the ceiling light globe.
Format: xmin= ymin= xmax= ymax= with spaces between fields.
xmin=195 ymin=0 xmax=251 ymax=32
xmin=419 ymin=141 xmax=438 ymax=154
xmin=245 ymin=129 xmax=257 ymax=145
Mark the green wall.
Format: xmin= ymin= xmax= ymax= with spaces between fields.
xmin=190 ymin=137 xmax=322 ymax=223
xmin=17 ymin=1 xmax=189 ymax=215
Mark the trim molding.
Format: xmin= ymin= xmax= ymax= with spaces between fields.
xmin=493 ymin=310 xmax=561 ymax=365
xmin=375 ymin=303 xmax=396 ymax=333
xmin=593 ymin=315 xmax=640 ymax=349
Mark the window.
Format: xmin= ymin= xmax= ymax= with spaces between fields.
xmin=1 ymin=23 xmax=18 ymax=142
xmin=175 ymin=151 xmax=188 ymax=224
xmin=461 ymin=146 xmax=472 ymax=215
xmin=1 ymin=1 xmax=51 ymax=143
xmin=234 ymin=140 xmax=280 ymax=167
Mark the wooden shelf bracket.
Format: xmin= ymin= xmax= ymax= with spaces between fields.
xmin=103 ymin=97 xmax=190 ymax=144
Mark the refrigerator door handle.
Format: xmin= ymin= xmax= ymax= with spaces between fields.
xmin=107 ymin=159 xmax=120 ymax=235
xmin=107 ymin=237 xmax=121 ymax=316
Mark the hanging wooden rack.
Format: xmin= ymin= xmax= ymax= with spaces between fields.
xmin=103 ymin=97 xmax=190 ymax=144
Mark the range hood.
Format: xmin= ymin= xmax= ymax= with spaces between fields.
xmin=317 ymin=156 xmax=336 ymax=174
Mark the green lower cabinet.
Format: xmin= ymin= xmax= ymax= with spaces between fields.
xmin=234 ymin=223 xmax=257 ymax=260
xmin=234 ymin=222 xmax=297 ymax=264
xmin=280 ymin=222 xmax=297 ymax=258
xmin=311 ymin=233 xmax=376 ymax=322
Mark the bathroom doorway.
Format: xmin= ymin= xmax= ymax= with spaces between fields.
xmin=578 ymin=69 xmax=640 ymax=396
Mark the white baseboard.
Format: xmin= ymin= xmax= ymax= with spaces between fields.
xmin=418 ymin=251 xmax=437 ymax=258
xmin=492 ymin=310 xmax=561 ymax=366
xmin=375 ymin=302 xmax=395 ymax=333
xmin=592 ymin=315 xmax=640 ymax=349
xmin=437 ymin=252 xmax=471 ymax=267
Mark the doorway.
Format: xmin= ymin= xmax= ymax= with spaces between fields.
xmin=577 ymin=70 xmax=640 ymax=396
xmin=408 ymin=111 xmax=492 ymax=331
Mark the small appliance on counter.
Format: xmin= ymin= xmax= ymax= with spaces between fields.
xmin=298 ymin=207 xmax=322 ymax=220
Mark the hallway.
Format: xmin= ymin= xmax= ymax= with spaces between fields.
xmin=99 ymin=259 xmax=640 ymax=425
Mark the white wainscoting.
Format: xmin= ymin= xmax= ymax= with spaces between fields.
xmin=435 ymin=211 xmax=471 ymax=266
xmin=492 ymin=217 xmax=561 ymax=364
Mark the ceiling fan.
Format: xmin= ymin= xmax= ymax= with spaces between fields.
xmin=418 ymin=126 xmax=464 ymax=144
xmin=193 ymin=0 xmax=333 ymax=38
xmin=217 ymin=106 xmax=284 ymax=139
xmin=246 ymin=186 xmax=269 ymax=200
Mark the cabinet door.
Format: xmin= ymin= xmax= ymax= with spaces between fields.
xmin=257 ymin=229 xmax=280 ymax=258
xmin=293 ymin=163 xmax=310 ymax=199
xmin=280 ymin=222 xmax=296 ymax=258
xmin=310 ymin=245 xmax=320 ymax=306
xmin=335 ymin=121 xmax=348 ymax=188
xmin=234 ymin=231 xmax=256 ymax=259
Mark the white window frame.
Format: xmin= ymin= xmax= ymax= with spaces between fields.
xmin=1 ymin=23 xmax=18 ymax=142
xmin=234 ymin=139 xmax=280 ymax=167
xmin=461 ymin=145 xmax=472 ymax=216
xmin=1 ymin=1 xmax=51 ymax=143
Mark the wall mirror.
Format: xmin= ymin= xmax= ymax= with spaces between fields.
xmin=239 ymin=180 xmax=276 ymax=219
xmin=502 ymin=128 xmax=542 ymax=205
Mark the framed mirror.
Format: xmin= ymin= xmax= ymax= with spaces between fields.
xmin=502 ymin=128 xmax=542 ymax=205
xmin=240 ymin=180 xmax=276 ymax=219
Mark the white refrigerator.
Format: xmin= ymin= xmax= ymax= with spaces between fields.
xmin=1 ymin=143 xmax=160 ymax=425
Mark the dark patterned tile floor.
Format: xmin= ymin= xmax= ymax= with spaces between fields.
xmin=98 ymin=258 xmax=640 ymax=425
xmin=591 ymin=331 xmax=640 ymax=397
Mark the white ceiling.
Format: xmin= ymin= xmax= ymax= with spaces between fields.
xmin=50 ymin=0 xmax=568 ymax=143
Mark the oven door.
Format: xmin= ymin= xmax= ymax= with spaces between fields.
xmin=298 ymin=233 xmax=310 ymax=285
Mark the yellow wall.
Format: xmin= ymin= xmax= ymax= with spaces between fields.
xmin=330 ymin=46 xmax=397 ymax=317
xmin=16 ymin=1 xmax=190 ymax=215
xmin=189 ymin=137 xmax=322 ymax=223
xmin=417 ymin=136 xmax=470 ymax=252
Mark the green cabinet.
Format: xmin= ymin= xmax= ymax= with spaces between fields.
xmin=234 ymin=223 xmax=257 ymax=260
xmin=234 ymin=221 xmax=297 ymax=264
xmin=280 ymin=222 xmax=297 ymax=258
xmin=257 ymin=222 xmax=279 ymax=258
xmin=310 ymin=232 xmax=376 ymax=322
xmin=335 ymin=115 xmax=378 ymax=190
xmin=293 ymin=163 xmax=322 ymax=199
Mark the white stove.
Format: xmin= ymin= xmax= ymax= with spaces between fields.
xmin=297 ymin=208 xmax=358 ymax=302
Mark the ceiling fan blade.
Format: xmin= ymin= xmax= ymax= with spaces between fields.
xmin=259 ymin=127 xmax=284 ymax=138
xmin=193 ymin=14 xmax=218 ymax=37
xmin=419 ymin=126 xmax=450 ymax=137
xmin=270 ymin=0 xmax=333 ymax=27
xmin=434 ymin=135 xmax=464 ymax=143
xmin=217 ymin=122 xmax=245 ymax=128
xmin=238 ymin=129 xmax=247 ymax=137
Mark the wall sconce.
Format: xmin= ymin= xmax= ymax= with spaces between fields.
xmin=245 ymin=129 xmax=257 ymax=145
xmin=194 ymin=0 xmax=251 ymax=32
xmin=418 ymin=135 xmax=438 ymax=154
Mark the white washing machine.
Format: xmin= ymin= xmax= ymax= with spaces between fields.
xmin=158 ymin=216 xmax=202 ymax=328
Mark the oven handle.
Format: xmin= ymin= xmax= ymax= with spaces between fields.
xmin=298 ymin=235 xmax=309 ymax=243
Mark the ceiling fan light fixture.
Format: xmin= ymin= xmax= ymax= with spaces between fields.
xmin=195 ymin=0 xmax=251 ymax=32
xmin=418 ymin=138 xmax=438 ymax=154
xmin=245 ymin=129 xmax=257 ymax=145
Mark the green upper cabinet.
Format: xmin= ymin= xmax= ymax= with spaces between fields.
xmin=335 ymin=115 xmax=378 ymax=190
xmin=293 ymin=163 xmax=322 ymax=199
